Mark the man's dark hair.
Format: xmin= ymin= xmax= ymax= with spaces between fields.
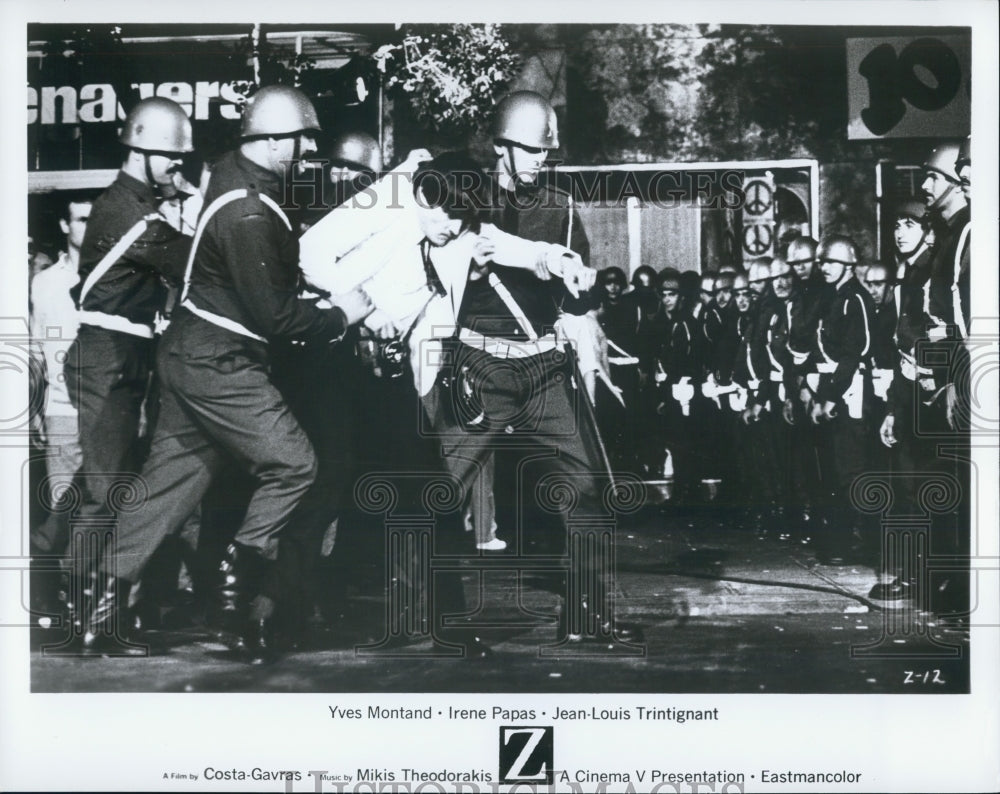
xmin=59 ymin=190 xmax=98 ymax=221
xmin=414 ymin=151 xmax=487 ymax=234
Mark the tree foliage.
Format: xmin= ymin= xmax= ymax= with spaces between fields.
xmin=374 ymin=24 xmax=519 ymax=139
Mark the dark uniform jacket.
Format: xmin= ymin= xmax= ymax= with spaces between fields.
xmin=786 ymin=276 xmax=834 ymax=373
xmin=870 ymin=297 xmax=899 ymax=370
xmin=815 ymin=277 xmax=875 ymax=405
xmin=732 ymin=309 xmax=762 ymax=393
xmin=894 ymin=244 xmax=935 ymax=356
xmin=458 ymin=177 xmax=589 ymax=340
xmin=649 ymin=310 xmax=701 ymax=386
xmin=701 ymin=303 xmax=740 ymax=384
xmin=926 ymin=205 xmax=971 ymax=334
xmin=184 ymin=151 xmax=347 ymax=343
xmin=73 ymin=171 xmax=191 ymax=325
xmin=749 ymin=293 xmax=790 ymax=406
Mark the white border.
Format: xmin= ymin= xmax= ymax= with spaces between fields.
xmin=2 ymin=2 xmax=998 ymax=793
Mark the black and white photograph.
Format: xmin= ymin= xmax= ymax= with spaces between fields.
xmin=2 ymin=1 xmax=998 ymax=792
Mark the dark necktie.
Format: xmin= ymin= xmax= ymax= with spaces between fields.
xmin=421 ymin=239 xmax=446 ymax=297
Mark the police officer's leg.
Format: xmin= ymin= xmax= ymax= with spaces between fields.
xmin=824 ymin=408 xmax=870 ymax=564
xmin=81 ymin=365 xmax=222 ymax=655
xmin=192 ymin=367 xmax=316 ymax=660
xmin=522 ymin=357 xmax=642 ymax=646
xmin=64 ymin=328 xmax=150 ymax=575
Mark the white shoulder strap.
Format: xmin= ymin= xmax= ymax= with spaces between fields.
xmin=488 ymin=272 xmax=538 ymax=341
xmin=179 ymin=188 xmax=292 ymax=303
xmin=78 ymin=213 xmax=160 ymax=304
xmin=952 ymin=223 xmax=970 ymax=338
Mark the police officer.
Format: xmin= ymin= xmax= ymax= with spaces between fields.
xmin=782 ymin=236 xmax=831 ymax=534
xmin=698 ymin=271 xmax=739 ymax=508
xmin=909 ymin=142 xmax=970 ymax=619
xmin=729 ymin=271 xmax=770 ymax=528
xmin=80 ymin=85 xmax=372 ymax=660
xmin=862 ymin=262 xmax=897 ymax=480
xmin=648 ymin=268 xmax=701 ymax=506
xmin=921 ymin=143 xmax=970 ymax=347
xmin=64 ymin=98 xmax=195 ymax=620
xmin=810 ymin=235 xmax=877 ymax=574
xmin=435 ymin=91 xmax=640 ymax=644
xmin=756 ymin=257 xmax=796 ymax=538
xmin=595 ymin=267 xmax=642 ymax=473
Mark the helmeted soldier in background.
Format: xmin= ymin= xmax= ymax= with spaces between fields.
xmin=80 ymin=85 xmax=372 ymax=660
xmin=63 ymin=98 xmax=195 ymax=635
xmin=595 ymin=266 xmax=642 ymax=473
xmin=886 ymin=141 xmax=971 ymax=620
xmin=746 ymin=259 xmax=772 ymax=299
xmin=862 ymin=262 xmax=897 ymax=478
xmin=697 ymin=271 xmax=739 ymax=510
xmin=647 ymin=268 xmax=702 ymax=507
xmin=742 ymin=257 xmax=793 ymax=536
xmin=809 ymin=235 xmax=879 ymax=584
xmin=782 ymin=235 xmax=831 ymax=536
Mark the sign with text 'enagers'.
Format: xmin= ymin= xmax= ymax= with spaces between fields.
xmin=847 ymin=35 xmax=970 ymax=140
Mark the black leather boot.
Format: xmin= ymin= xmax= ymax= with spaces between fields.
xmin=81 ymin=576 xmax=147 ymax=657
xmin=212 ymin=544 xmax=279 ymax=664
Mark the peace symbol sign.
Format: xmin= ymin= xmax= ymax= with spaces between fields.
xmin=744 ymin=180 xmax=773 ymax=216
xmin=743 ymin=223 xmax=773 ymax=256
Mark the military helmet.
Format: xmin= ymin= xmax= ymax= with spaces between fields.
xmin=328 ymin=131 xmax=382 ymax=173
xmin=785 ymin=236 xmax=817 ymax=265
xmin=816 ymin=235 xmax=859 ymax=266
xmin=492 ymin=91 xmax=559 ymax=150
xmin=894 ymin=199 xmax=928 ymax=223
xmin=922 ymin=142 xmax=962 ymax=184
xmin=120 ymin=97 xmax=193 ymax=154
xmin=241 ymin=84 xmax=321 ymax=139
xmin=770 ymin=255 xmax=792 ymax=278
xmin=955 ymin=135 xmax=971 ymax=171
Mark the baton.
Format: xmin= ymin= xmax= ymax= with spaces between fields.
xmin=562 ymin=340 xmax=616 ymax=490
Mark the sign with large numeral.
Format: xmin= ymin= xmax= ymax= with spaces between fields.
xmin=847 ymin=35 xmax=970 ymax=140
xmin=741 ymin=173 xmax=775 ymax=260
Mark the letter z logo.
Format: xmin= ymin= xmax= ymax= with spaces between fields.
xmin=499 ymin=726 xmax=554 ymax=784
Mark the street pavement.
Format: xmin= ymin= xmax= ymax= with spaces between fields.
xmin=29 ymin=506 xmax=971 ymax=694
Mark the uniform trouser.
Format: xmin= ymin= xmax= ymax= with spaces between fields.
xmin=31 ymin=414 xmax=83 ymax=554
xmin=692 ymin=391 xmax=735 ymax=490
xmin=737 ymin=403 xmax=785 ymax=520
xmin=657 ymin=388 xmax=697 ymax=503
xmin=784 ymin=379 xmax=823 ymax=518
xmin=423 ymin=345 xmax=611 ymax=630
xmin=105 ymin=311 xmax=316 ymax=585
xmin=64 ymin=326 xmax=152 ymax=575
xmin=891 ymin=377 xmax=969 ymax=613
xmin=424 ymin=347 xmax=606 ymax=528
xmin=815 ymin=402 xmax=872 ymax=559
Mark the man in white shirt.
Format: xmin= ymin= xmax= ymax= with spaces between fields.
xmin=30 ymin=194 xmax=92 ymax=555
xmin=299 ymin=150 xmax=592 ymax=654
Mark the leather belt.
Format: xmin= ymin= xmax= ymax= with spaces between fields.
xmin=78 ymin=310 xmax=153 ymax=339
xmin=459 ymin=328 xmax=557 ymax=359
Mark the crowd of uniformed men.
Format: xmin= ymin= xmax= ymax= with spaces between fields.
xmin=28 ymin=82 xmax=972 ymax=664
